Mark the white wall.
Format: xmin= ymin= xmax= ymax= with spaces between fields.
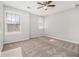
xmin=4 ymin=6 xmax=30 ymax=44
xmin=45 ymin=7 xmax=79 ymax=44
xmin=4 ymin=6 xmax=45 ymax=44
xmin=30 ymin=14 xmax=44 ymax=38
xmin=0 ymin=2 xmax=3 ymax=52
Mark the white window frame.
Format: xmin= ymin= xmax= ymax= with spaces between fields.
xmin=5 ymin=10 xmax=21 ymax=34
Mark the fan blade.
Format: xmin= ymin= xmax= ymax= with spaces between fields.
xmin=43 ymin=2 xmax=47 ymax=5
xmin=47 ymin=1 xmax=52 ymax=4
xmin=48 ymin=5 xmax=55 ymax=7
xmin=37 ymin=2 xmax=44 ymax=5
xmin=37 ymin=6 xmax=44 ymax=9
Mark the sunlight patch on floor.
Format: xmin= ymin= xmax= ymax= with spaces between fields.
xmin=49 ymin=39 xmax=55 ymax=42
xmin=1 ymin=47 xmax=23 ymax=57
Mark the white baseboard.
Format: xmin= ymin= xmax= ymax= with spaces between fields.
xmin=4 ymin=38 xmax=29 ymax=44
xmin=45 ymin=34 xmax=79 ymax=44
xmin=4 ymin=34 xmax=79 ymax=44
xmin=30 ymin=35 xmax=44 ymax=38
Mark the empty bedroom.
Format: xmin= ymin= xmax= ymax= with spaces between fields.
xmin=0 ymin=0 xmax=79 ymax=57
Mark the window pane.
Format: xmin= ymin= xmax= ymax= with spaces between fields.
xmin=12 ymin=14 xmax=16 ymax=24
xmin=7 ymin=24 xmax=20 ymax=32
xmin=16 ymin=15 xmax=20 ymax=24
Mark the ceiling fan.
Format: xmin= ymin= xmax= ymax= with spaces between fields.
xmin=37 ymin=1 xmax=55 ymax=10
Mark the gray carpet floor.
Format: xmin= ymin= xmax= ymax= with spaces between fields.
xmin=3 ymin=36 xmax=79 ymax=57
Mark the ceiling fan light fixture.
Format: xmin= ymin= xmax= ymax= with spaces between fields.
xmin=44 ymin=6 xmax=47 ymax=9
xmin=37 ymin=1 xmax=55 ymax=10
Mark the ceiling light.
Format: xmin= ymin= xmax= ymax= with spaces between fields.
xmin=43 ymin=6 xmax=47 ymax=10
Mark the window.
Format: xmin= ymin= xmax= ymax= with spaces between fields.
xmin=5 ymin=12 xmax=20 ymax=33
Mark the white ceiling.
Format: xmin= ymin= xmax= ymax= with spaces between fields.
xmin=3 ymin=1 xmax=79 ymax=16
